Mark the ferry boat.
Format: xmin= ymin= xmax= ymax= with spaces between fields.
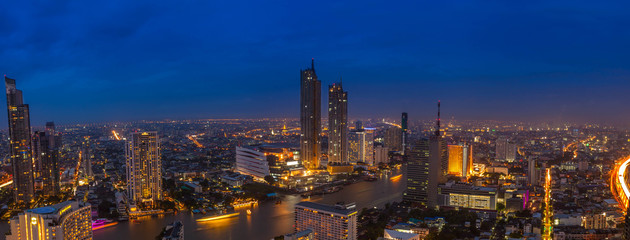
xmin=196 ymin=212 xmax=240 ymax=222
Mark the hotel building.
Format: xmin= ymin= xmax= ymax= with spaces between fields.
xmin=294 ymin=201 xmax=357 ymax=240
xmin=7 ymin=201 xmax=92 ymax=240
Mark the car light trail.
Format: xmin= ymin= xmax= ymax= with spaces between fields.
xmin=611 ymin=155 xmax=630 ymax=212
xmin=0 ymin=180 xmax=12 ymax=188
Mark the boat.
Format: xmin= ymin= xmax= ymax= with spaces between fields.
xmin=196 ymin=212 xmax=240 ymax=222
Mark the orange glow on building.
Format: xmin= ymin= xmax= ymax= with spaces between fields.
xmin=447 ymin=144 xmax=473 ymax=178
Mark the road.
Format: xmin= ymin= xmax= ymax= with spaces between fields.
xmin=611 ymin=156 xmax=630 ymax=212
xmin=542 ymin=168 xmax=552 ymax=240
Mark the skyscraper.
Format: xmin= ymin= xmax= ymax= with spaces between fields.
xmin=447 ymin=143 xmax=473 ymax=178
xmin=496 ymin=136 xmax=517 ymax=162
xmin=327 ymin=80 xmax=348 ymax=165
xmin=430 ymin=101 xmax=448 ymax=182
xmin=407 ymin=101 xmax=448 ymax=209
xmin=31 ymin=125 xmax=61 ymax=197
xmin=404 ymin=138 xmax=430 ymax=206
xmin=126 ymin=132 xmax=162 ymax=205
xmin=348 ymin=124 xmax=374 ymax=165
xmin=5 ymin=76 xmax=34 ymax=207
xmin=294 ymin=201 xmax=357 ymax=240
xmin=401 ymin=112 xmax=408 ymax=155
xmin=384 ymin=126 xmax=402 ymax=152
xmin=81 ymin=140 xmax=93 ymax=179
xmin=6 ymin=200 xmax=92 ymax=240
xmin=300 ymin=59 xmax=321 ymax=170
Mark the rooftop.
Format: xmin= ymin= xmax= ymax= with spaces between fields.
xmin=295 ymin=201 xmax=356 ymax=216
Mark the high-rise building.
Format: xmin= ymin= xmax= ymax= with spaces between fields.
xmin=235 ymin=146 xmax=270 ymax=180
xmin=348 ymin=125 xmax=374 ymax=165
xmin=404 ymin=138 xmax=430 ymax=206
xmin=81 ymin=140 xmax=93 ymax=179
xmin=496 ymin=136 xmax=517 ymax=162
xmin=300 ymin=59 xmax=321 ymax=170
xmin=447 ymin=143 xmax=473 ymax=178
xmin=384 ymin=126 xmax=402 ymax=152
xmin=126 ymin=132 xmax=162 ymax=205
xmin=327 ymin=80 xmax=348 ymax=165
xmin=5 ymin=76 xmax=34 ymax=206
xmin=31 ymin=127 xmax=61 ymax=197
xmin=430 ymin=101 xmax=448 ymax=183
xmin=374 ymin=146 xmax=389 ymax=165
xmin=528 ymin=157 xmax=543 ymax=187
xmin=409 ymin=101 xmax=448 ymax=209
xmin=401 ymin=112 xmax=408 ymax=155
xmin=7 ymin=200 xmax=92 ymax=240
xmin=294 ymin=201 xmax=357 ymax=240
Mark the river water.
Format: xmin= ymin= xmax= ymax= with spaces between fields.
xmin=1 ymin=167 xmax=405 ymax=240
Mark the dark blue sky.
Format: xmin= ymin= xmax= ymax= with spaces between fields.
xmin=2 ymin=1 xmax=630 ymax=126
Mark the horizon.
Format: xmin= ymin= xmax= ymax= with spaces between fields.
xmin=3 ymin=1 xmax=630 ymax=127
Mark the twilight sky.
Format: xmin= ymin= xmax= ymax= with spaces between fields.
xmin=2 ymin=1 xmax=630 ymax=127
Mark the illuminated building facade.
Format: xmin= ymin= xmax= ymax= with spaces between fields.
xmin=437 ymin=182 xmax=497 ymax=211
xmin=385 ymin=126 xmax=402 ymax=152
xmin=404 ymin=138 xmax=430 ymax=206
xmin=496 ymin=136 xmax=517 ymax=162
xmin=447 ymin=143 xmax=472 ymax=178
xmin=300 ymin=59 xmax=321 ymax=170
xmin=126 ymin=132 xmax=162 ymax=205
xmin=7 ymin=200 xmax=92 ymax=240
xmin=5 ymin=76 xmax=34 ymax=206
xmin=235 ymin=146 xmax=271 ymax=180
xmin=348 ymin=125 xmax=374 ymax=165
xmin=294 ymin=201 xmax=357 ymax=240
xmin=31 ymin=123 xmax=61 ymax=196
xmin=327 ymin=81 xmax=348 ymax=165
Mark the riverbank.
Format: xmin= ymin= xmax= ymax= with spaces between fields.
xmin=88 ymin=166 xmax=406 ymax=240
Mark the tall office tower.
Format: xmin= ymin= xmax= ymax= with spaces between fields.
xmin=495 ymin=136 xmax=507 ymax=161
xmin=6 ymin=200 xmax=92 ymax=240
xmin=528 ymin=158 xmax=542 ymax=186
xmin=300 ymin=59 xmax=321 ymax=170
xmin=496 ymin=136 xmax=517 ymax=162
xmin=294 ymin=201 xmax=357 ymax=240
xmin=403 ymin=138 xmax=430 ymax=206
xmin=126 ymin=132 xmax=162 ymax=205
xmin=447 ymin=143 xmax=473 ymax=178
xmin=327 ymin=80 xmax=348 ymax=165
xmin=5 ymin=76 xmax=34 ymax=207
xmin=31 ymin=131 xmax=60 ymax=196
xmin=401 ymin=112 xmax=408 ymax=155
xmin=81 ymin=141 xmax=93 ymax=178
xmin=428 ymin=101 xmax=447 ymax=206
xmin=384 ymin=126 xmax=402 ymax=152
xmin=374 ymin=146 xmax=389 ymax=165
xmin=348 ymin=126 xmax=374 ymax=165
xmin=506 ymin=141 xmax=517 ymax=161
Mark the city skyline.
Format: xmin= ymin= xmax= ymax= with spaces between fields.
xmin=2 ymin=1 xmax=630 ymax=126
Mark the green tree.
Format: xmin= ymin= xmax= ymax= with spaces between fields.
xmin=264 ymin=175 xmax=276 ymax=185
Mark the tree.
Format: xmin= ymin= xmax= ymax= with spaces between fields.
xmin=496 ymin=202 xmax=505 ymax=212
xmin=264 ymin=175 xmax=276 ymax=185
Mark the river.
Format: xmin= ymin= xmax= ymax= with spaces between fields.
xmin=1 ymin=166 xmax=405 ymax=240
